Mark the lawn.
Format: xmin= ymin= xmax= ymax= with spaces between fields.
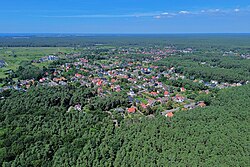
xmin=136 ymin=96 xmax=148 ymax=104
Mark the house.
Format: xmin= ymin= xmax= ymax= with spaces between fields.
xmin=141 ymin=103 xmax=147 ymax=109
xmin=128 ymin=96 xmax=134 ymax=103
xmin=111 ymin=79 xmax=116 ymax=83
xmin=59 ymin=81 xmax=67 ymax=86
xmin=75 ymin=73 xmax=82 ymax=78
xmin=180 ymin=87 xmax=186 ymax=92
xmin=47 ymin=55 xmax=58 ymax=61
xmin=197 ymin=101 xmax=206 ymax=107
xmin=39 ymin=78 xmax=46 ymax=83
xmin=236 ymin=83 xmax=242 ymax=87
xmin=74 ymin=104 xmax=82 ymax=111
xmin=39 ymin=55 xmax=58 ymax=62
xmin=115 ymin=85 xmax=121 ymax=92
xmin=80 ymin=58 xmax=88 ymax=63
xmin=96 ymin=80 xmax=103 ymax=86
xmin=53 ymin=77 xmax=67 ymax=82
xmin=115 ymin=108 xmax=125 ymax=113
xmin=127 ymin=107 xmax=136 ymax=113
xmin=166 ymin=112 xmax=174 ymax=117
xmin=172 ymin=95 xmax=185 ymax=103
xmin=48 ymin=81 xmax=58 ymax=87
xmin=164 ymin=91 xmax=169 ymax=97
xmin=150 ymin=91 xmax=158 ymax=96
xmin=211 ymin=80 xmax=218 ymax=84
xmin=148 ymin=99 xmax=155 ymax=106
xmin=128 ymin=91 xmax=136 ymax=97
xmin=204 ymin=90 xmax=210 ymax=94
xmin=0 ymin=60 xmax=6 ymax=68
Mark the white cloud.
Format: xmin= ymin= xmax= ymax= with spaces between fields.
xmin=234 ymin=8 xmax=240 ymax=12
xmin=154 ymin=15 xmax=161 ymax=19
xmin=41 ymin=7 xmax=249 ymax=19
xmin=208 ymin=9 xmax=221 ymax=13
xmin=179 ymin=11 xmax=190 ymax=14
xmin=161 ymin=12 xmax=169 ymax=15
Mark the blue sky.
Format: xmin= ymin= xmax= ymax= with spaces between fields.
xmin=1 ymin=0 xmax=250 ymax=33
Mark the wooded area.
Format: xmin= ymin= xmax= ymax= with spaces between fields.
xmin=0 ymin=84 xmax=249 ymax=166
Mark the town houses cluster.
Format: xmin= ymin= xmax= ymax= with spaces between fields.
xmin=1 ymin=46 xmax=247 ymax=118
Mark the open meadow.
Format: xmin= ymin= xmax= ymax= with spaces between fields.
xmin=0 ymin=47 xmax=76 ymax=78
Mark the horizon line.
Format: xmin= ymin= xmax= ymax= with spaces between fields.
xmin=0 ymin=32 xmax=250 ymax=36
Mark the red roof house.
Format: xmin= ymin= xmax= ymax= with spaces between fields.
xmin=164 ymin=91 xmax=169 ymax=96
xmin=96 ymin=80 xmax=103 ymax=86
xmin=111 ymin=79 xmax=116 ymax=83
xmin=141 ymin=103 xmax=147 ymax=109
xmin=150 ymin=92 xmax=158 ymax=96
xmin=180 ymin=87 xmax=186 ymax=92
xmin=198 ymin=101 xmax=206 ymax=107
xmin=127 ymin=107 xmax=136 ymax=113
xmin=75 ymin=73 xmax=82 ymax=78
xmin=166 ymin=112 xmax=174 ymax=117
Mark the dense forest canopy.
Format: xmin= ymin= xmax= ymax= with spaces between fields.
xmin=0 ymin=34 xmax=250 ymax=50
xmin=0 ymin=83 xmax=249 ymax=166
xmin=155 ymin=54 xmax=250 ymax=83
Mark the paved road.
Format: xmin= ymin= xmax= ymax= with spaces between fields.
xmin=161 ymin=107 xmax=180 ymax=116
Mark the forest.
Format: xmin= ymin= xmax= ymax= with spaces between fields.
xmin=0 ymin=82 xmax=249 ymax=166
xmin=155 ymin=54 xmax=250 ymax=83
xmin=1 ymin=34 xmax=250 ymax=50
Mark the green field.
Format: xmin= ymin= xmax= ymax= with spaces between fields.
xmin=0 ymin=47 xmax=75 ymax=78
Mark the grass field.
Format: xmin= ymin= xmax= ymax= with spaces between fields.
xmin=0 ymin=47 xmax=75 ymax=78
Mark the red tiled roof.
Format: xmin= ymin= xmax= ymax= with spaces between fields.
xmin=181 ymin=87 xmax=186 ymax=91
xmin=127 ymin=107 xmax=136 ymax=113
xmin=75 ymin=73 xmax=82 ymax=78
xmin=167 ymin=112 xmax=174 ymax=117
xmin=150 ymin=92 xmax=158 ymax=96
xmin=97 ymin=80 xmax=103 ymax=86
xmin=141 ymin=103 xmax=147 ymax=109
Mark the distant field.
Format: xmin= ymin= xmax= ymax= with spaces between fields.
xmin=0 ymin=47 xmax=74 ymax=78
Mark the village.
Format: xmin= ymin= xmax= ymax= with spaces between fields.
xmin=1 ymin=46 xmax=247 ymax=119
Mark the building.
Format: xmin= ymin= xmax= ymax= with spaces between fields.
xmin=197 ymin=101 xmax=206 ymax=108
xmin=0 ymin=60 xmax=6 ymax=68
xmin=127 ymin=107 xmax=136 ymax=113
xmin=164 ymin=91 xmax=169 ymax=97
xmin=166 ymin=112 xmax=174 ymax=117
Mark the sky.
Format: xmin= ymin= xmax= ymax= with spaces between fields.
xmin=0 ymin=0 xmax=250 ymax=33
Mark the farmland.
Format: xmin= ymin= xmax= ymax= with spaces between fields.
xmin=0 ymin=47 xmax=77 ymax=78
